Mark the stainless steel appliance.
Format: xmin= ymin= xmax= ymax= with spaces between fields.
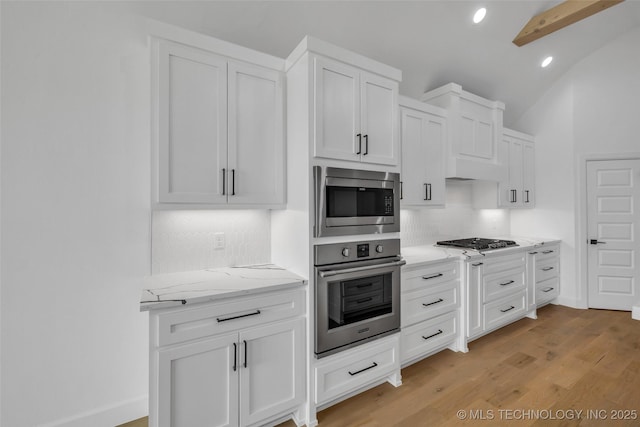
xmin=436 ymin=237 xmax=518 ymax=251
xmin=314 ymin=166 xmax=400 ymax=237
xmin=314 ymin=238 xmax=405 ymax=358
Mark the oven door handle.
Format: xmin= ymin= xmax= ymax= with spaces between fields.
xmin=318 ymin=259 xmax=406 ymax=278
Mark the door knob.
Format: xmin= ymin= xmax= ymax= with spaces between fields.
xmin=590 ymin=239 xmax=606 ymax=245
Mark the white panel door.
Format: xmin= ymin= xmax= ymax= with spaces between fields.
xmin=587 ymin=159 xmax=640 ymax=310
xmin=522 ymin=142 xmax=535 ymax=207
xmin=157 ymin=41 xmax=228 ymax=204
xmin=361 ymin=72 xmax=399 ymax=166
xmin=239 ymin=318 xmax=305 ymax=426
xmin=158 ymin=333 xmax=238 ymax=427
xmin=400 ymin=107 xmax=445 ymax=206
xmin=228 ymin=62 xmax=284 ymax=205
xmin=313 ymin=57 xmax=360 ymax=162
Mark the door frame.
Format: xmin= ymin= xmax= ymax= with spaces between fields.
xmin=577 ymin=152 xmax=640 ymax=309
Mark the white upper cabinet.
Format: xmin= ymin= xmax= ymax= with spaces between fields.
xmin=421 ymin=83 xmax=506 ymax=181
xmin=498 ymin=128 xmax=535 ymax=208
xmin=399 ymin=97 xmax=447 ymax=207
xmin=310 ymin=50 xmax=400 ymax=167
xmin=153 ymin=39 xmax=285 ymax=208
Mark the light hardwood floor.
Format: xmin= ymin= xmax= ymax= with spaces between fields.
xmin=121 ymin=305 xmax=640 ymax=427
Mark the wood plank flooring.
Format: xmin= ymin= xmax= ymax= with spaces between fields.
xmin=120 ymin=305 xmax=640 ymax=427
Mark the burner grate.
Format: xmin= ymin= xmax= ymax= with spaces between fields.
xmin=436 ymin=238 xmax=517 ymax=251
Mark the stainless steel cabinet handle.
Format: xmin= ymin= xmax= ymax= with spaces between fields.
xmin=500 ymin=305 xmax=516 ymax=313
xmin=318 ymin=259 xmax=406 ymax=278
xmin=499 ymin=280 xmax=515 ymax=286
xmin=216 ymin=310 xmax=261 ymax=323
xmin=348 ymin=362 xmax=378 ymax=376
xmin=422 ymin=273 xmax=443 ymax=280
xmin=422 ymin=330 xmax=444 ymax=340
xmin=423 ymin=298 xmax=444 ymax=307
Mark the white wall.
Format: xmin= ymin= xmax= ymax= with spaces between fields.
xmin=1 ymin=3 xmax=150 ymax=426
xmin=512 ymin=26 xmax=640 ymax=308
xmin=401 ymin=180 xmax=511 ymax=247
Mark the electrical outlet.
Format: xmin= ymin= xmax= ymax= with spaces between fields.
xmin=214 ymin=232 xmax=225 ymax=250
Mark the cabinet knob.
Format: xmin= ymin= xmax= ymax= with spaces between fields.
xmin=375 ymin=245 xmax=383 ymax=254
xmin=342 ymin=248 xmax=350 ymax=257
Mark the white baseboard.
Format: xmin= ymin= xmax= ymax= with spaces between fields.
xmin=38 ymin=395 xmax=148 ymax=427
xmin=633 ymin=304 xmax=640 ymax=321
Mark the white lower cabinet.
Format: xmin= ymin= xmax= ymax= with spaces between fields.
xmin=527 ymin=244 xmax=561 ymax=307
xmin=150 ymin=289 xmax=306 ymax=427
xmin=400 ymin=260 xmax=461 ymax=365
xmin=466 ymin=251 xmax=529 ymax=341
xmin=315 ymin=334 xmax=401 ymax=407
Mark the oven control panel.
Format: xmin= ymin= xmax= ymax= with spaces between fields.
xmin=314 ymin=238 xmax=401 ymax=266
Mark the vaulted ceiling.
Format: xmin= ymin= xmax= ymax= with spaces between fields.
xmin=133 ymin=1 xmax=640 ymax=126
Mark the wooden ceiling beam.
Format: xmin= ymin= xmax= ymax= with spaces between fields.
xmin=513 ymin=0 xmax=625 ymax=47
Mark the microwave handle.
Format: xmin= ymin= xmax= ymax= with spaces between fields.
xmin=318 ymin=259 xmax=406 ymax=278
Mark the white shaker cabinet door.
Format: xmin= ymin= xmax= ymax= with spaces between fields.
xmin=157 ymin=333 xmax=238 ymax=427
xmin=522 ymin=141 xmax=535 ymax=207
xmin=228 ymin=62 xmax=285 ymax=205
xmin=313 ymin=56 xmax=360 ymax=162
xmin=239 ymin=317 xmax=305 ymax=427
xmin=157 ymin=41 xmax=228 ymax=204
xmin=361 ymin=71 xmax=399 ymax=166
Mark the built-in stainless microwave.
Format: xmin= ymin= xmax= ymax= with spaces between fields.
xmin=314 ymin=166 xmax=400 ymax=237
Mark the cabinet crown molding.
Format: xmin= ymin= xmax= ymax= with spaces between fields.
xmin=286 ymin=36 xmax=402 ymax=82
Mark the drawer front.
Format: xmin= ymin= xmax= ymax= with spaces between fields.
xmin=401 ymin=312 xmax=457 ymax=364
xmin=533 ymin=245 xmax=560 ymax=262
xmin=402 ymin=261 xmax=459 ymax=293
xmin=483 ymin=267 xmax=526 ymax=303
xmin=483 ymin=292 xmax=526 ymax=332
xmin=402 ymin=281 xmax=458 ymax=327
xmin=536 ymin=277 xmax=560 ymax=305
xmin=482 ymin=252 xmax=526 ymax=276
xmin=536 ymin=259 xmax=559 ymax=283
xmin=315 ymin=335 xmax=400 ymax=406
xmin=157 ymin=288 xmax=305 ymax=347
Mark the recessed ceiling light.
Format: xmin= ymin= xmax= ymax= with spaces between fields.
xmin=473 ymin=8 xmax=487 ymax=24
xmin=541 ymin=56 xmax=553 ymax=68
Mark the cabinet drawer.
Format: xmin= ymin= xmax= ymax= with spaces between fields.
xmin=532 ymin=245 xmax=559 ymax=262
xmin=315 ymin=335 xmax=400 ymax=406
xmin=536 ymin=277 xmax=559 ymax=305
xmin=402 ymin=281 xmax=458 ymax=327
xmin=156 ymin=288 xmax=305 ymax=347
xmin=536 ymin=259 xmax=559 ymax=283
xmin=482 ymin=252 xmax=525 ymax=275
xmin=402 ymin=261 xmax=459 ymax=293
xmin=483 ymin=267 xmax=525 ymax=303
xmin=483 ymin=292 xmax=526 ymax=332
xmin=401 ymin=312 xmax=457 ymax=363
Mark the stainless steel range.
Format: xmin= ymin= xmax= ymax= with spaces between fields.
xmin=314 ymin=238 xmax=405 ymax=358
xmin=436 ymin=237 xmax=518 ymax=251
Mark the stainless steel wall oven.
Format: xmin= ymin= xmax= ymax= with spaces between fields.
xmin=314 ymin=166 xmax=400 ymax=237
xmin=314 ymin=238 xmax=404 ymax=358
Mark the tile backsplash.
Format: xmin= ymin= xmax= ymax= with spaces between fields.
xmin=152 ymin=210 xmax=271 ymax=274
xmin=400 ymin=180 xmax=510 ymax=247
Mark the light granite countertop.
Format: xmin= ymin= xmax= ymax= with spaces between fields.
xmin=140 ymin=264 xmax=306 ymax=311
xmin=402 ymin=236 xmax=561 ymax=268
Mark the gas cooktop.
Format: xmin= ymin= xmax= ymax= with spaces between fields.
xmin=436 ymin=238 xmax=518 ymax=251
